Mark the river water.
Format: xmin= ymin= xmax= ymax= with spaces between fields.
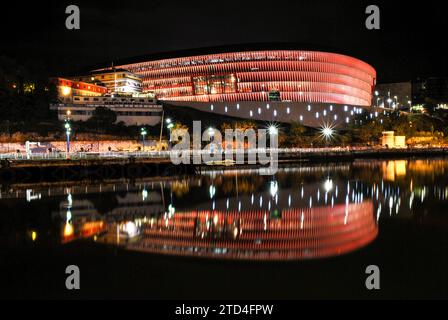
xmin=1 ymin=158 xmax=447 ymax=299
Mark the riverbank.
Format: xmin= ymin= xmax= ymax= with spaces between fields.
xmin=1 ymin=147 xmax=447 ymax=183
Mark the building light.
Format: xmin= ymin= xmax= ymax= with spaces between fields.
xmin=61 ymin=86 xmax=71 ymax=96
xmin=300 ymin=115 xmax=303 ymax=121
xmin=344 ymin=105 xmax=348 ymax=112
xmin=273 ymin=110 xmax=277 ymax=117
xmin=258 ymin=108 xmax=261 ymax=114
xmin=315 ymin=112 xmax=319 ymax=118
xmin=308 ymin=105 xmax=312 ymax=111
xmin=346 ymin=117 xmax=350 ymax=123
xmin=286 ymin=107 xmax=290 ymax=114
xmin=250 ymin=110 xmax=253 ymax=117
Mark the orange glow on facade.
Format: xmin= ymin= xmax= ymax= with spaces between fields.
xmin=113 ymin=50 xmax=376 ymax=106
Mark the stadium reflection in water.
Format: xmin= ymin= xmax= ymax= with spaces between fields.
xmin=58 ymin=175 xmax=378 ymax=260
xmin=4 ymin=158 xmax=448 ymax=261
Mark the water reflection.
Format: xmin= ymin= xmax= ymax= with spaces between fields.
xmin=2 ymin=158 xmax=448 ymax=261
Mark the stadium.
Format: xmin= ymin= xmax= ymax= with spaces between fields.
xmin=97 ymin=45 xmax=377 ymax=127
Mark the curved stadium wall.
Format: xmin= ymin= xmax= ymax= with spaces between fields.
xmin=112 ymin=50 xmax=377 ymax=126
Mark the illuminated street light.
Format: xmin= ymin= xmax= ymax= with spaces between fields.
xmin=322 ymin=127 xmax=334 ymax=139
xmin=387 ymin=98 xmax=392 ymax=108
xmin=167 ymin=122 xmax=175 ymax=149
xmin=64 ymin=121 xmax=71 ymax=157
xmin=140 ymin=127 xmax=147 ymax=151
xmin=268 ymin=125 xmax=278 ymax=135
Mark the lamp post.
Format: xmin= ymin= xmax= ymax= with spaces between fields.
xmin=387 ymin=98 xmax=392 ymax=109
xmin=64 ymin=121 xmax=71 ymax=158
xmin=140 ymin=127 xmax=147 ymax=152
xmin=167 ymin=120 xmax=174 ymax=150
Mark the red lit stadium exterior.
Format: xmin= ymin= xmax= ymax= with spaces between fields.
xmin=107 ymin=48 xmax=377 ymax=126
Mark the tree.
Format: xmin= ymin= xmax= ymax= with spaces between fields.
xmin=286 ymin=122 xmax=307 ymax=147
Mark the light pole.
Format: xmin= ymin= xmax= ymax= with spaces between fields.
xmin=64 ymin=121 xmax=71 ymax=158
xmin=140 ymin=127 xmax=147 ymax=152
xmin=387 ymin=98 xmax=392 ymax=109
xmin=167 ymin=119 xmax=174 ymax=150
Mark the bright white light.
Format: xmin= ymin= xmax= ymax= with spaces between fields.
xmin=324 ymin=179 xmax=333 ymax=192
xmin=209 ymin=185 xmax=216 ymax=198
xmin=323 ymin=128 xmax=333 ymax=137
xmin=123 ymin=221 xmax=138 ymax=238
xmin=270 ymin=181 xmax=278 ymax=197
xmin=268 ymin=125 xmax=278 ymax=135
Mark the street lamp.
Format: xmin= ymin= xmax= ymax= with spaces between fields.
xmin=387 ymin=98 xmax=392 ymax=109
xmin=140 ymin=127 xmax=147 ymax=151
xmin=322 ymin=127 xmax=334 ymax=139
xmin=167 ymin=120 xmax=174 ymax=149
xmin=268 ymin=125 xmax=278 ymax=136
xmin=64 ymin=121 xmax=71 ymax=157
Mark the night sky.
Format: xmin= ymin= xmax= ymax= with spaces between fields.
xmin=2 ymin=0 xmax=447 ymax=83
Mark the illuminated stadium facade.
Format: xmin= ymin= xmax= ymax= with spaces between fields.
xmin=99 ymin=46 xmax=377 ymax=127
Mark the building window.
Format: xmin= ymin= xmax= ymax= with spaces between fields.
xmin=192 ymin=74 xmax=237 ymax=95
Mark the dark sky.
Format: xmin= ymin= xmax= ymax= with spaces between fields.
xmin=2 ymin=0 xmax=447 ymax=83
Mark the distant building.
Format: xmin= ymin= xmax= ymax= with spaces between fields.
xmin=374 ymin=82 xmax=412 ymax=110
xmin=72 ymin=69 xmax=143 ymax=96
xmin=376 ymin=77 xmax=448 ymax=111
xmin=381 ymin=131 xmax=406 ymax=148
xmin=51 ymin=78 xmax=108 ymax=102
xmin=51 ymin=95 xmax=162 ymax=126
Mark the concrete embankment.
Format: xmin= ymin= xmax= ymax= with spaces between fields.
xmin=1 ymin=148 xmax=447 ymax=183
